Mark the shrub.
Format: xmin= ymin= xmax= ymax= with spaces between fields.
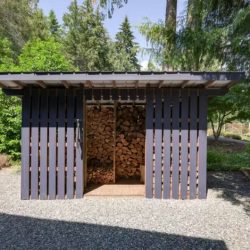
xmin=223 ymin=133 xmax=242 ymax=140
xmin=0 ymin=90 xmax=21 ymax=160
xmin=0 ymin=154 xmax=10 ymax=169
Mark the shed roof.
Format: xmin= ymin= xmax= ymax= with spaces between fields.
xmin=0 ymin=71 xmax=245 ymax=89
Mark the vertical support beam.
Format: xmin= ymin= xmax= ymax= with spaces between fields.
xmin=154 ymin=88 xmax=162 ymax=198
xmin=30 ymin=89 xmax=39 ymax=199
xmin=40 ymin=90 xmax=48 ymax=199
xmin=66 ymin=89 xmax=75 ymax=199
xmin=76 ymin=90 xmax=84 ymax=198
xmin=49 ymin=89 xmax=57 ymax=199
xmin=57 ymin=89 xmax=66 ymax=199
xmin=21 ymin=90 xmax=31 ymax=200
xmin=113 ymin=101 xmax=117 ymax=184
xmin=172 ymin=89 xmax=180 ymax=199
xmin=198 ymin=90 xmax=208 ymax=199
xmin=145 ymin=88 xmax=153 ymax=198
xmin=180 ymin=90 xmax=189 ymax=199
xmin=163 ymin=89 xmax=171 ymax=199
xmin=189 ymin=90 xmax=198 ymax=199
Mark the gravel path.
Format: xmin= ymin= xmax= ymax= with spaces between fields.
xmin=0 ymin=169 xmax=249 ymax=250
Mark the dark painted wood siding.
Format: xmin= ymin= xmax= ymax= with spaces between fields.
xmin=145 ymin=88 xmax=208 ymax=199
xmin=21 ymin=88 xmax=84 ymax=199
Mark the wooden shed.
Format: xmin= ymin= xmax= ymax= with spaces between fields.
xmin=0 ymin=71 xmax=245 ymax=200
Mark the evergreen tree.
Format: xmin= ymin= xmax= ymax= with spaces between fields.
xmin=48 ymin=10 xmax=61 ymax=39
xmin=30 ymin=8 xmax=50 ymax=40
xmin=63 ymin=0 xmax=112 ymax=71
xmin=114 ymin=16 xmax=140 ymax=71
xmin=0 ymin=0 xmax=42 ymax=55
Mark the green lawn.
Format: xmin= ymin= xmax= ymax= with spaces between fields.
xmin=207 ymin=139 xmax=250 ymax=171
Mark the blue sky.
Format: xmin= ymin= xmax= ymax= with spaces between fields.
xmin=39 ymin=0 xmax=186 ymax=65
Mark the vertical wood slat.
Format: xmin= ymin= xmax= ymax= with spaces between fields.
xmin=21 ymin=91 xmax=31 ymax=199
xmin=67 ymin=89 xmax=75 ymax=199
xmin=198 ymin=90 xmax=208 ymax=199
xmin=48 ymin=89 xmax=57 ymax=199
xmin=76 ymin=91 xmax=84 ymax=198
xmin=154 ymin=88 xmax=162 ymax=198
xmin=189 ymin=90 xmax=198 ymax=199
xmin=31 ymin=89 xmax=39 ymax=199
xmin=172 ymin=90 xmax=180 ymax=199
xmin=163 ymin=89 xmax=171 ymax=199
xmin=145 ymin=88 xmax=154 ymax=198
xmin=180 ymin=90 xmax=189 ymax=199
xmin=57 ymin=89 xmax=65 ymax=199
xmin=40 ymin=90 xmax=48 ymax=199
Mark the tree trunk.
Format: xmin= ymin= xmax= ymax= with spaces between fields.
xmin=165 ymin=0 xmax=177 ymax=30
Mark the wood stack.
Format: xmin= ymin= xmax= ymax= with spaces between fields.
xmin=86 ymin=104 xmax=146 ymax=184
xmin=86 ymin=106 xmax=114 ymax=184
xmin=115 ymin=105 xmax=145 ymax=180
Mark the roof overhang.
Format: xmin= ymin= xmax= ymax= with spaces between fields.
xmin=0 ymin=71 xmax=245 ymax=89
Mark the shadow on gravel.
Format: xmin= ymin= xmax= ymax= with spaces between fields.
xmin=0 ymin=213 xmax=227 ymax=250
xmin=208 ymin=172 xmax=250 ymax=215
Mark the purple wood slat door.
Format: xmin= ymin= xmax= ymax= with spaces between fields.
xmin=75 ymin=90 xmax=84 ymax=198
xmin=198 ymin=90 xmax=208 ymax=199
xmin=180 ymin=90 xmax=189 ymax=199
xmin=154 ymin=88 xmax=162 ymax=199
xmin=145 ymin=88 xmax=153 ymax=198
xmin=48 ymin=89 xmax=57 ymax=199
xmin=171 ymin=90 xmax=180 ymax=199
xmin=58 ymin=89 xmax=66 ymax=199
xmin=163 ymin=89 xmax=171 ymax=199
xmin=30 ymin=89 xmax=39 ymax=199
xmin=21 ymin=90 xmax=31 ymax=200
xmin=40 ymin=90 xmax=48 ymax=199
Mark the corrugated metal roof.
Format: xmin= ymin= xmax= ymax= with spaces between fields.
xmin=0 ymin=71 xmax=245 ymax=89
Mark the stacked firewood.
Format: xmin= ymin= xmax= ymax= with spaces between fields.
xmin=115 ymin=105 xmax=145 ymax=180
xmin=86 ymin=106 xmax=114 ymax=184
xmin=86 ymin=105 xmax=146 ymax=184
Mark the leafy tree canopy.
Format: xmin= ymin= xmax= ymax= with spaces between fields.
xmin=17 ymin=38 xmax=75 ymax=71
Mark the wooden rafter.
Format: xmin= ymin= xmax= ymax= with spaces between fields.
xmin=37 ymin=80 xmax=47 ymax=89
xmin=205 ymin=80 xmax=215 ymax=88
xmin=181 ymin=80 xmax=190 ymax=88
xmin=0 ymin=81 xmax=6 ymax=88
xmin=86 ymin=80 xmax=93 ymax=88
xmin=13 ymin=80 xmax=25 ymax=88
xmin=158 ymin=80 xmax=165 ymax=88
xmin=112 ymin=80 xmax=116 ymax=88
xmin=62 ymin=80 xmax=70 ymax=89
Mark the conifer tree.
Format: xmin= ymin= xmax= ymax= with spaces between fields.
xmin=114 ymin=16 xmax=140 ymax=71
xmin=48 ymin=10 xmax=61 ymax=39
xmin=63 ymin=0 xmax=112 ymax=71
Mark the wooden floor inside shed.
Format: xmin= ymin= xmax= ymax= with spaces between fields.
xmin=85 ymin=182 xmax=145 ymax=197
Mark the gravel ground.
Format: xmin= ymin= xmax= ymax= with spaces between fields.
xmin=0 ymin=169 xmax=249 ymax=250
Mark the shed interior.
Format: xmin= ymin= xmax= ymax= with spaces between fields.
xmin=85 ymin=101 xmax=146 ymax=196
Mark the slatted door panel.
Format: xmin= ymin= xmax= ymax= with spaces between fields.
xmin=145 ymin=88 xmax=208 ymax=199
xmin=21 ymin=88 xmax=84 ymax=200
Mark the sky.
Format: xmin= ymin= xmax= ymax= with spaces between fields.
xmin=39 ymin=0 xmax=186 ymax=66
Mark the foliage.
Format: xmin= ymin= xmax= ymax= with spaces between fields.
xmin=207 ymin=146 xmax=250 ymax=171
xmin=48 ymin=10 xmax=61 ymax=39
xmin=18 ymin=38 xmax=75 ymax=71
xmin=223 ymin=133 xmax=242 ymax=140
xmin=0 ymin=90 xmax=21 ymax=160
xmin=63 ymin=0 xmax=112 ymax=71
xmin=0 ymin=0 xmax=42 ymax=55
xmin=0 ymin=37 xmax=15 ymax=71
xmin=114 ymin=16 xmax=140 ymax=71
xmin=92 ymin=0 xmax=128 ymax=18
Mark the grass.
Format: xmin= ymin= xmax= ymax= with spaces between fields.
xmin=207 ymin=140 xmax=250 ymax=171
